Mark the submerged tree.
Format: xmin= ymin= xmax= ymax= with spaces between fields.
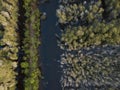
xmin=61 ymin=45 xmax=120 ymax=89
xmin=57 ymin=0 xmax=120 ymax=89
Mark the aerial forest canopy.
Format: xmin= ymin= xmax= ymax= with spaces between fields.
xmin=0 ymin=0 xmax=19 ymax=89
xmin=0 ymin=0 xmax=120 ymax=90
xmin=0 ymin=0 xmax=41 ymax=90
xmin=57 ymin=0 xmax=120 ymax=50
xmin=21 ymin=0 xmax=41 ymax=90
xmin=57 ymin=0 xmax=120 ymax=89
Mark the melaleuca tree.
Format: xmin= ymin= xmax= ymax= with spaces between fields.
xmin=57 ymin=0 xmax=103 ymax=25
xmin=57 ymin=0 xmax=120 ymax=89
xmin=103 ymin=0 xmax=120 ymax=20
xmin=57 ymin=0 xmax=120 ymax=50
xmin=0 ymin=0 xmax=19 ymax=89
xmin=60 ymin=20 xmax=120 ymax=51
xmin=61 ymin=46 xmax=120 ymax=89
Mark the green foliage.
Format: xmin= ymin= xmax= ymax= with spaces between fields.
xmin=61 ymin=20 xmax=120 ymax=50
xmin=61 ymin=49 xmax=120 ymax=88
xmin=21 ymin=0 xmax=41 ymax=90
xmin=0 ymin=0 xmax=19 ymax=89
xmin=0 ymin=1 xmax=3 ymax=11
xmin=57 ymin=0 xmax=103 ymax=24
xmin=104 ymin=0 xmax=120 ymax=19
xmin=58 ymin=0 xmax=120 ymax=51
xmin=58 ymin=0 xmax=120 ymax=89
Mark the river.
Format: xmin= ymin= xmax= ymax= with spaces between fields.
xmin=39 ymin=0 xmax=62 ymax=90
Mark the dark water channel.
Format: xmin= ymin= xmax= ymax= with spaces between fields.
xmin=39 ymin=0 xmax=62 ymax=90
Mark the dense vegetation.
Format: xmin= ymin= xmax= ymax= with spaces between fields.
xmin=60 ymin=46 xmax=120 ymax=89
xmin=0 ymin=0 xmax=19 ymax=89
xmin=0 ymin=0 xmax=41 ymax=90
xmin=57 ymin=0 xmax=120 ymax=89
xmin=20 ymin=0 xmax=41 ymax=90
xmin=0 ymin=0 xmax=120 ymax=90
xmin=60 ymin=21 xmax=120 ymax=51
xmin=57 ymin=0 xmax=120 ymax=50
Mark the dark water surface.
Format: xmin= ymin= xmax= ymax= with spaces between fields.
xmin=39 ymin=0 xmax=62 ymax=90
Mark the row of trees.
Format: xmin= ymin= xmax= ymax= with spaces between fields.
xmin=0 ymin=0 xmax=41 ymax=90
xmin=0 ymin=0 xmax=19 ymax=90
xmin=21 ymin=0 xmax=41 ymax=90
xmin=57 ymin=0 xmax=120 ymax=89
